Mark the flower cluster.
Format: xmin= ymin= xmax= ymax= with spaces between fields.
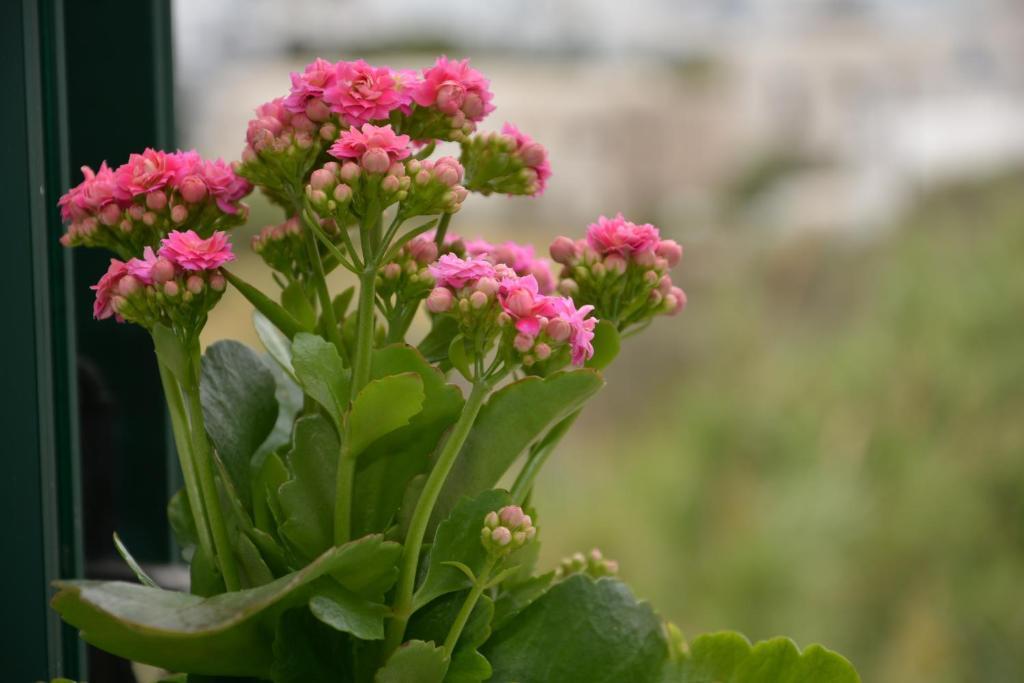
xmin=459 ymin=124 xmax=551 ymax=197
xmin=551 ymin=213 xmax=685 ymax=330
xmin=399 ymin=156 xmax=468 ymax=218
xmin=251 ymin=216 xmax=305 ymax=277
xmin=466 ymin=237 xmax=555 ymax=294
xmin=555 ymin=548 xmax=620 ymax=579
xmin=427 ymin=254 xmax=596 ymax=368
xmin=403 ymin=56 xmax=495 ymax=141
xmin=480 ymin=505 xmax=536 ymax=556
xmin=59 ymin=150 xmax=250 ymax=258
xmin=376 ymin=233 xmax=438 ymax=308
xmin=92 ymin=230 xmax=234 ymax=328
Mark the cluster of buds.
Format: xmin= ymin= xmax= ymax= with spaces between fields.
xmin=480 ymin=505 xmax=536 ymax=556
xmin=398 ymin=156 xmax=469 ymax=219
xmin=551 ymin=213 xmax=686 ymax=331
xmin=426 ymin=254 xmax=597 ymax=369
xmin=555 ymin=548 xmax=620 ymax=580
xmin=58 ymin=149 xmax=250 ymax=258
xmin=376 ymin=234 xmax=438 ymax=305
xmin=460 ymin=123 xmax=551 ymax=197
xmin=402 ymin=56 xmax=495 ymax=142
xmin=91 ymin=230 xmax=234 ymax=329
xmin=251 ymin=216 xmax=305 ymax=278
xmin=466 ymin=237 xmax=556 ymax=294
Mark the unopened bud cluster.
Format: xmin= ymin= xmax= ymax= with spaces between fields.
xmin=555 ymin=548 xmax=620 ymax=579
xmin=460 ymin=123 xmax=551 ymax=197
xmin=376 ymin=234 xmax=438 ymax=306
xmin=481 ymin=505 xmax=536 ymax=556
xmin=399 ymin=157 xmax=468 ymax=219
xmin=59 ymin=150 xmax=250 ymax=259
xmin=551 ymin=213 xmax=686 ymax=330
xmin=250 ymin=216 xmax=308 ymax=279
xmin=92 ymin=230 xmax=234 ymax=330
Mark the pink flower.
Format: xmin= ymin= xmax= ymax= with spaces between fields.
xmin=91 ymin=259 xmax=130 ymax=321
xmin=586 ymin=213 xmax=661 ymax=257
xmin=159 ymin=230 xmax=235 ymax=271
xmin=502 ymin=123 xmax=552 ymax=196
xmin=58 ymin=163 xmax=122 ymax=222
xmin=323 ymin=60 xmax=414 ymax=127
xmin=201 ymin=158 xmax=251 ymax=213
xmin=125 ymin=247 xmax=159 ymax=284
xmin=467 ymin=239 xmax=555 ymax=294
xmin=550 ymin=297 xmax=597 ymax=366
xmin=412 ymin=56 xmax=494 ymax=122
xmin=328 ymin=124 xmax=411 ymax=169
xmin=246 ymin=98 xmax=291 ymax=149
xmin=498 ymin=275 xmax=557 ymax=337
xmin=115 ymin=148 xmax=178 ymax=197
xmin=428 ymin=254 xmax=496 ymax=289
xmin=283 ymin=58 xmax=337 ymax=113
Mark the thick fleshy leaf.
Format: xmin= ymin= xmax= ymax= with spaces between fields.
xmin=254 ymin=450 xmax=289 ymax=540
xmin=349 ymin=372 xmax=425 ymax=456
xmin=200 ymin=340 xmax=279 ymax=511
xmin=430 ymin=370 xmax=604 ymax=531
xmin=291 ymin=332 xmax=349 ymax=427
xmin=270 ymin=607 xmax=351 ymax=683
xmin=167 ymin=489 xmax=197 ymax=558
xmin=151 ymin=323 xmax=188 ymax=384
xmin=281 ymin=281 xmax=317 ymax=332
xmin=491 ymin=571 xmax=554 ymax=630
xmin=254 ymin=310 xmax=298 ymax=382
xmin=414 ymin=489 xmax=512 ymax=610
xmin=586 ymin=319 xmax=621 ymax=370
xmin=375 ymin=640 xmax=447 ymax=683
xmin=418 ymin=315 xmax=459 ymax=365
xmin=113 ymin=533 xmax=157 ymax=587
xmin=482 ymin=575 xmax=666 ymax=683
xmin=407 ymin=590 xmax=494 ymax=683
xmin=51 ymin=536 xmax=397 ymax=678
xmin=278 ymin=415 xmax=339 ymax=564
xmin=253 ymin=354 xmax=304 ymax=469
xmin=353 ymin=345 xmax=464 ymax=536
xmin=309 ymin=581 xmax=389 ymax=641
xmin=664 ymin=632 xmax=860 ymax=683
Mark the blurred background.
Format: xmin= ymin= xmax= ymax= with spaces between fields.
xmin=174 ymin=1 xmax=1024 ymax=680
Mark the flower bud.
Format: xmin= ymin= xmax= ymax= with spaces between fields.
xmin=474 ymin=276 xmax=499 ymax=298
xmin=550 ymin=236 xmax=577 ymax=264
xmin=519 ymin=143 xmax=546 ymax=168
xmin=666 ymin=286 xmax=687 ymax=315
xmin=118 ymin=275 xmax=141 ymax=296
xmin=656 ymin=240 xmax=683 ymax=268
xmin=604 ymin=254 xmax=628 ymax=275
xmin=152 ymin=258 xmax=176 ymax=284
xmin=513 ymin=333 xmax=534 ymax=353
xmin=186 ymin=274 xmax=204 ymax=295
xmin=658 ymin=275 xmax=673 ymax=296
xmin=545 ymin=317 xmax=571 ymax=342
xmin=179 ymin=177 xmax=207 ymax=204
xmin=340 ymin=161 xmax=361 ymax=183
xmin=146 ymin=190 xmax=168 ymax=211
xmin=171 ymin=204 xmax=188 ymax=224
xmin=634 ymin=248 xmax=657 ymax=269
xmin=209 ymin=272 xmax=226 ymax=292
xmin=506 ymin=289 xmax=534 ymax=318
xmin=426 ymin=287 xmax=453 ymax=313
xmin=333 ymin=183 xmax=352 ymax=203
xmin=310 ymin=168 xmax=334 ymax=191
xmin=481 ymin=505 xmax=536 ymax=555
xmin=383 ymin=262 xmax=402 ymax=280
xmin=408 ymin=239 xmax=438 ymax=265
xmin=534 ymin=342 xmax=551 ymax=360
xmin=491 ymin=527 xmax=512 ymax=547
xmin=305 ymin=98 xmax=331 ymax=122
xmin=381 ymin=174 xmax=400 ymax=193
xmin=557 ymin=279 xmax=578 ymax=296
xmin=469 ymin=290 xmax=488 ymax=309
xmin=361 ymin=148 xmax=390 ymax=174
xmin=163 ymin=281 xmax=179 ymax=297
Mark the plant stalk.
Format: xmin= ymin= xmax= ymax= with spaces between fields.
xmin=302 ymin=217 xmax=345 ymax=354
xmin=442 ymin=556 xmax=498 ymax=660
xmin=385 ymin=379 xmax=491 ymax=653
xmin=510 ymin=410 xmax=580 ymax=503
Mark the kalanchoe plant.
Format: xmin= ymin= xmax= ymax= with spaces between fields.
xmin=50 ymin=55 xmax=860 ymax=683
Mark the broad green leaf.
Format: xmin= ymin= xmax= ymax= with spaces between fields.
xmin=665 ymin=632 xmax=860 ymax=683
xmin=253 ymin=356 xmax=304 ymax=469
xmin=167 ymin=489 xmax=197 ymax=559
xmin=586 ymin=319 xmax=621 ymax=370
xmin=375 ymin=640 xmax=447 ymax=683
xmin=113 ymin=533 xmax=157 ymax=587
xmin=291 ymin=332 xmax=350 ymax=426
xmin=482 ymin=575 xmax=666 ymax=683
xmin=270 ymin=606 xmax=350 ymax=683
xmin=223 ymin=268 xmax=308 ymax=339
xmin=491 ymin=571 xmax=554 ymax=630
xmin=430 ymin=370 xmax=604 ymax=531
xmin=234 ymin=532 xmax=274 ymax=588
xmin=309 ymin=581 xmax=389 ymax=640
xmin=353 ymin=345 xmax=464 ymax=536
xmin=281 ymin=281 xmax=317 ymax=331
xmin=52 ymin=536 xmax=396 ymax=678
xmin=278 ymin=415 xmax=339 ymax=564
xmin=189 ymin=544 xmax=224 ymax=597
xmin=254 ymin=450 xmax=289 ymax=540
xmin=349 ymin=372 xmax=425 ymax=456
xmin=448 ymin=334 xmax=472 ymax=381
xmin=408 ymin=591 xmax=495 ymax=683
xmin=253 ymin=310 xmax=297 ymax=382
xmin=418 ymin=315 xmax=459 ymax=365
xmin=201 ymin=340 xmax=279 ymax=511
xmin=151 ymin=323 xmax=189 ymax=384
xmin=332 ymin=287 xmax=355 ymax=322
xmin=414 ymin=489 xmax=512 ymax=610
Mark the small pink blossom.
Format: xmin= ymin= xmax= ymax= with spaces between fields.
xmin=201 ymin=158 xmax=251 ymax=213
xmin=412 ymin=56 xmax=494 ymax=122
xmin=125 ymin=247 xmax=160 ymax=284
xmin=115 ymin=148 xmax=178 ymax=197
xmin=502 ymin=123 xmax=551 ymax=196
xmin=428 ymin=254 xmax=496 ymax=289
xmin=58 ymin=163 xmax=122 ymax=222
xmin=159 ymin=230 xmax=235 ymax=271
xmin=328 ymin=124 xmax=411 ymax=167
xmin=498 ymin=275 xmax=557 ymax=337
xmin=586 ymin=213 xmax=661 ymax=257
xmin=550 ymin=297 xmax=597 ymax=366
xmin=283 ymin=58 xmax=337 ymax=113
xmin=91 ymin=259 xmax=130 ymax=321
xmin=466 ymin=238 xmax=556 ymax=294
xmin=323 ymin=60 xmax=414 ymax=127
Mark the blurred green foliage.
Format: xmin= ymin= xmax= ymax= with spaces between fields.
xmin=537 ymin=171 xmax=1024 ymax=682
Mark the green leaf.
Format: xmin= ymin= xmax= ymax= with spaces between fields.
xmin=431 ymin=370 xmax=604 ymax=531
xmin=332 ymin=287 xmax=355 ymax=322
xmin=253 ymin=450 xmax=289 ymax=540
xmin=448 ymin=334 xmax=472 ymax=381
xmin=407 ymin=591 xmax=495 ymax=683
xmin=291 ymin=332 xmax=349 ymax=427
xmin=418 ymin=315 xmax=460 ymax=365
xmin=586 ymin=319 xmax=621 ymax=370
xmin=112 ymin=533 xmax=157 ymax=588
xmin=491 ymin=571 xmax=554 ymax=630
xmin=151 ymin=323 xmax=189 ymax=384
xmin=483 ymin=575 xmax=666 ymax=683
xmin=223 ymin=268 xmax=307 ymax=339
xmin=51 ymin=536 xmax=396 ymax=678
xmin=309 ymin=581 xmax=389 ymax=640
xmin=354 ymin=345 xmax=464 ymax=536
xmin=253 ymin=310 xmax=297 ymax=383
xmin=201 ymin=340 xmax=280 ymax=510
xmin=234 ymin=532 xmax=274 ymax=588
xmin=189 ymin=544 xmax=225 ymax=597
xmin=270 ymin=606 xmax=350 ymax=683
xmin=414 ymin=489 xmax=512 ymax=610
xmin=278 ymin=415 xmax=339 ymax=564
xmin=349 ymin=372 xmax=425 ymax=456
xmin=665 ymin=632 xmax=861 ymax=683
xmin=281 ymin=281 xmax=317 ymax=331
xmin=375 ymin=640 xmax=447 ymax=683
xmin=167 ymin=489 xmax=197 ymax=558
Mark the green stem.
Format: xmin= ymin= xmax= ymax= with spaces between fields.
xmin=302 ymin=217 xmax=345 ymax=355
xmin=433 ymin=212 xmax=453 ymax=249
xmin=351 ymin=266 xmax=377 ymax=399
xmin=333 ymin=441 xmax=356 ymax=546
xmin=184 ymin=361 xmax=241 ymax=592
xmin=442 ymin=556 xmax=497 ymax=660
xmin=385 ymin=379 xmax=491 ymax=653
xmin=157 ymin=359 xmax=215 ymax=568
xmin=509 ymin=410 xmax=580 ymax=503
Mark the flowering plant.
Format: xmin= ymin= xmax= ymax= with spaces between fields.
xmin=51 ymin=56 xmax=859 ymax=683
